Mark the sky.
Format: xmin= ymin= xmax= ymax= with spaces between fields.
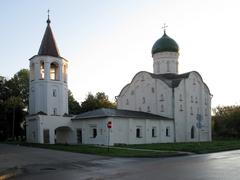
xmin=1 ymin=0 xmax=240 ymax=109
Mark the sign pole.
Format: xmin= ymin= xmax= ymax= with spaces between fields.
xmin=108 ymin=127 xmax=110 ymax=152
xmin=107 ymin=121 xmax=112 ymax=152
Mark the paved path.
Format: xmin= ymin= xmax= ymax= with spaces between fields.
xmin=0 ymin=143 xmax=110 ymax=179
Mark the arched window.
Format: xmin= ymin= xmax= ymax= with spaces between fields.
xmin=147 ymin=106 xmax=151 ymax=112
xmin=40 ymin=61 xmax=45 ymax=79
xmin=160 ymin=94 xmax=164 ymax=101
xmin=142 ymin=97 xmax=146 ymax=104
xmin=50 ymin=62 xmax=59 ymax=80
xmin=179 ymin=104 xmax=183 ymax=111
xmin=152 ymin=127 xmax=157 ymax=137
xmin=166 ymin=127 xmax=170 ymax=137
xmin=30 ymin=63 xmax=35 ymax=81
xmin=191 ymin=96 xmax=194 ymax=103
xmin=63 ymin=64 xmax=67 ymax=82
xmin=136 ymin=127 xmax=142 ymax=138
xmin=160 ymin=104 xmax=164 ymax=112
xmin=126 ymin=99 xmax=129 ymax=105
xmin=191 ymin=126 xmax=195 ymax=139
xmin=179 ymin=94 xmax=183 ymax=101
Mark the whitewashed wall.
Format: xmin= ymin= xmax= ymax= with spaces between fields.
xmin=29 ymin=56 xmax=68 ymax=116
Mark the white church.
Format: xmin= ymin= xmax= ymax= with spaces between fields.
xmin=26 ymin=17 xmax=212 ymax=145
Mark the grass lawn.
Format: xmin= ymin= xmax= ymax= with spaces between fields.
xmin=121 ymin=140 xmax=240 ymax=154
xmin=5 ymin=140 xmax=240 ymax=157
xmin=10 ymin=142 xmax=182 ymax=158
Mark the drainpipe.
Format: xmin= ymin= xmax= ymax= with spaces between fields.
xmin=172 ymin=87 xmax=176 ymax=143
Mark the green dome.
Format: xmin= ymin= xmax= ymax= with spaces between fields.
xmin=152 ymin=31 xmax=179 ymax=55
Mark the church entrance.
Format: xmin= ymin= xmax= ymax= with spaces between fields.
xmin=55 ymin=126 xmax=73 ymax=144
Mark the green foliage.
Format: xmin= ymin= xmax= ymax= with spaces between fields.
xmin=213 ymin=106 xmax=240 ymax=138
xmin=68 ymin=90 xmax=81 ymax=115
xmin=6 ymin=69 xmax=29 ymax=107
xmin=13 ymin=143 xmax=180 ymax=157
xmin=80 ymin=92 xmax=116 ymax=113
xmin=122 ymin=140 xmax=240 ymax=154
xmin=0 ymin=69 xmax=29 ymax=140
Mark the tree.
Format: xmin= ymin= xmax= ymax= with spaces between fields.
xmin=68 ymin=90 xmax=81 ymax=115
xmin=6 ymin=69 xmax=29 ymax=107
xmin=80 ymin=92 xmax=116 ymax=113
xmin=213 ymin=106 xmax=240 ymax=138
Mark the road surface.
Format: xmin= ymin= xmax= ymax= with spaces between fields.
xmin=1 ymin=144 xmax=240 ymax=180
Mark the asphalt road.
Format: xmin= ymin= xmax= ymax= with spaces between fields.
xmin=1 ymin=144 xmax=240 ymax=180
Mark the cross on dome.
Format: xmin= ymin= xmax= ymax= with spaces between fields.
xmin=162 ymin=23 xmax=168 ymax=34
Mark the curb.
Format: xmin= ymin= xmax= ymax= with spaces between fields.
xmin=0 ymin=167 xmax=22 ymax=180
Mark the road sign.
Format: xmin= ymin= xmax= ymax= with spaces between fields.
xmin=107 ymin=121 xmax=112 ymax=128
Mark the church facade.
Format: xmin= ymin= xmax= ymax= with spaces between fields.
xmin=116 ymin=30 xmax=212 ymax=142
xmin=26 ymin=18 xmax=212 ymax=145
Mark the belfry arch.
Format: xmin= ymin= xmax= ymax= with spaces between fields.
xmin=50 ymin=62 xmax=59 ymax=80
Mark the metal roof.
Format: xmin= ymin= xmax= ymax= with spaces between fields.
xmin=72 ymin=108 xmax=172 ymax=120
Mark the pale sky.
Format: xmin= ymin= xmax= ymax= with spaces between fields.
xmin=1 ymin=0 xmax=240 ymax=108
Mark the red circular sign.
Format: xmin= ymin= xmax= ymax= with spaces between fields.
xmin=107 ymin=121 xmax=112 ymax=128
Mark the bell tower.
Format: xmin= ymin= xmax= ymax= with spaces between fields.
xmin=29 ymin=15 xmax=68 ymax=116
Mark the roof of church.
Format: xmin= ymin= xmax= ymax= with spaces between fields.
xmin=150 ymin=72 xmax=191 ymax=88
xmin=118 ymin=71 xmax=211 ymax=97
xmin=152 ymin=30 xmax=179 ymax=55
xmin=72 ymin=108 xmax=172 ymax=120
xmin=38 ymin=18 xmax=60 ymax=57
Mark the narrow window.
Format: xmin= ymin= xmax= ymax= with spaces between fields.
xmin=152 ymin=127 xmax=157 ymax=137
xmin=160 ymin=104 xmax=164 ymax=112
xmin=136 ymin=127 xmax=142 ymax=138
xmin=195 ymin=97 xmax=198 ymax=103
xmin=126 ymin=99 xmax=129 ymax=105
xmin=76 ymin=129 xmax=82 ymax=144
xmin=167 ymin=61 xmax=170 ymax=72
xmin=191 ymin=96 xmax=194 ymax=103
xmin=166 ymin=127 xmax=170 ymax=137
xmin=53 ymin=89 xmax=57 ymax=97
xmin=53 ymin=108 xmax=57 ymax=115
xmin=179 ymin=104 xmax=183 ymax=111
xmin=142 ymin=97 xmax=145 ymax=104
xmin=160 ymin=94 xmax=164 ymax=101
xmin=151 ymin=87 xmax=155 ymax=93
xmin=191 ymin=126 xmax=195 ymax=139
xmin=179 ymin=94 xmax=183 ymax=101
xmin=193 ymin=78 xmax=196 ymax=85
xmin=93 ymin=128 xmax=97 ymax=138
xmin=40 ymin=61 xmax=45 ymax=79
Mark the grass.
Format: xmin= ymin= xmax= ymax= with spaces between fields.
xmin=5 ymin=139 xmax=240 ymax=157
xmin=119 ymin=140 xmax=240 ymax=154
xmin=8 ymin=142 xmax=181 ymax=158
